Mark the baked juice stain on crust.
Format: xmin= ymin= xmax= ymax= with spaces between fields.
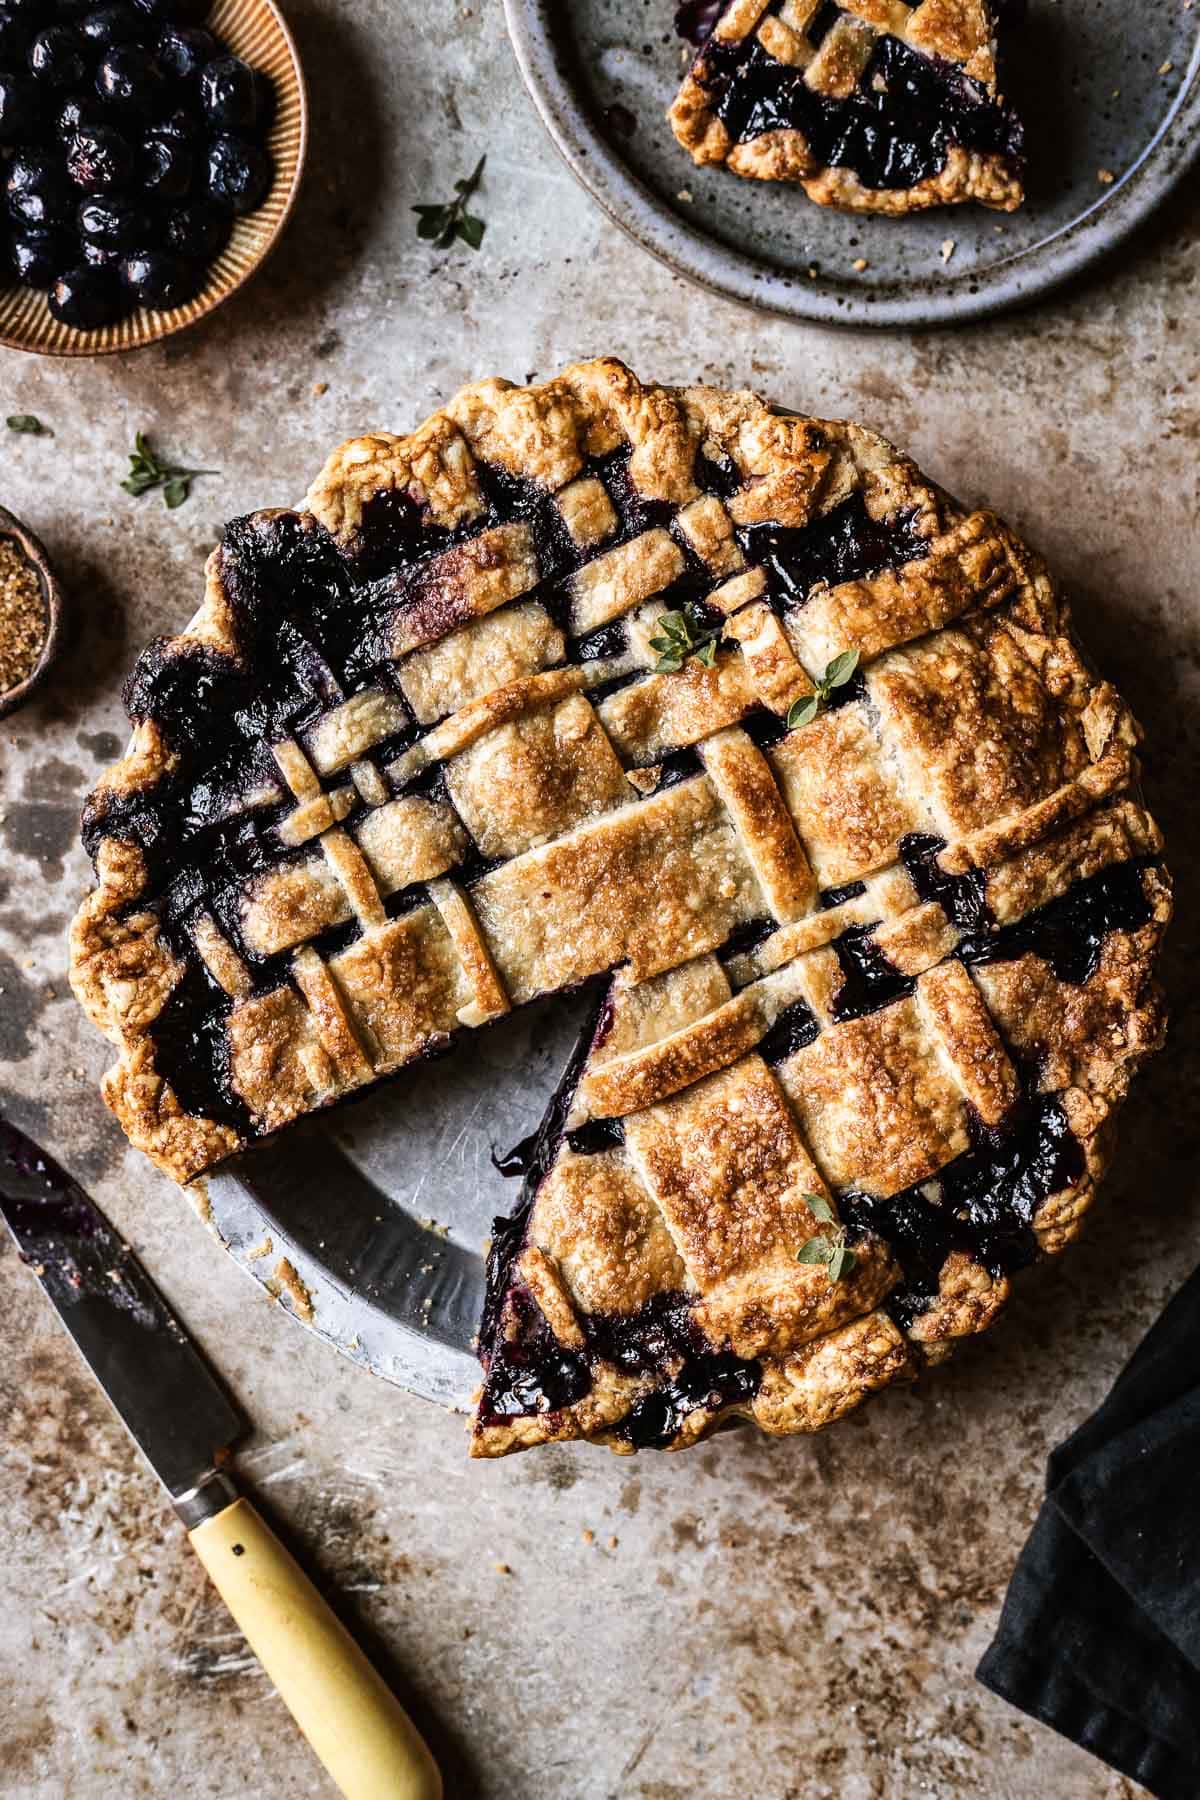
xmin=67 ymin=361 xmax=1169 ymax=1458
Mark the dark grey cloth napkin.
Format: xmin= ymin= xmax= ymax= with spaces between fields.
xmin=976 ymin=1266 xmax=1200 ymax=1799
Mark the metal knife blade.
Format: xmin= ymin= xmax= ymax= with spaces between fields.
xmin=0 ymin=1118 xmax=245 ymax=1504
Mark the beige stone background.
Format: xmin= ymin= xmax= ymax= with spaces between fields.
xmin=1 ymin=3 xmax=1197 ymax=1796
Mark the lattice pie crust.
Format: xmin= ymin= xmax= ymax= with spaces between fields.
xmin=69 ymin=360 xmax=1168 ymax=1457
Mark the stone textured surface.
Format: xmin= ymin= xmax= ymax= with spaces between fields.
xmin=1 ymin=4 xmax=1197 ymax=1796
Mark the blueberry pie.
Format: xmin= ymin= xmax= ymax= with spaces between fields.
xmin=70 ymin=360 xmax=1168 ymax=1456
xmin=670 ymin=0 xmax=1025 ymax=214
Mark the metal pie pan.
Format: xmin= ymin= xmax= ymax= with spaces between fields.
xmin=502 ymin=0 xmax=1200 ymax=327
xmin=205 ymin=991 xmax=594 ymax=1409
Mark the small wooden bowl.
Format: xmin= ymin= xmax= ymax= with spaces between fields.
xmin=0 ymin=507 xmax=66 ymax=719
xmin=0 ymin=0 xmax=307 ymax=358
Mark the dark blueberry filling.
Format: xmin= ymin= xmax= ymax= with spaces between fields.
xmin=479 ymin=1269 xmax=761 ymax=1440
xmin=694 ymin=20 xmax=1023 ymax=194
xmin=478 ymin=1286 xmax=594 ymax=1421
xmin=649 ymin=745 xmax=706 ymax=790
xmin=719 ymin=916 xmax=776 ymax=961
xmin=143 ymin=955 xmax=252 ymax=1138
xmin=572 ymin=620 xmax=628 ymax=662
xmin=820 ymin=878 xmax=867 ymax=910
xmin=757 ymin=997 xmax=820 ymax=1064
xmin=842 ymin=1090 xmax=1084 ymax=1330
xmin=830 ymin=923 xmax=913 ymax=1021
xmin=0 ymin=0 xmax=275 ymax=328
xmin=741 ymin=704 xmax=790 ymax=751
xmin=674 ymin=0 xmax=726 ymax=49
xmin=739 ymin=494 xmax=927 ymax=609
xmin=614 ymin=1351 xmax=761 ymax=1448
xmin=900 ymin=831 xmax=991 ymax=931
xmin=566 ymin=1116 xmax=626 ymax=1156
xmin=957 ymin=860 xmax=1154 ymax=986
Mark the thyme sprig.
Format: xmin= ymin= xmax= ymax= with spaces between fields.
xmin=786 ymin=648 xmax=860 ymax=729
xmin=796 ymin=1192 xmax=857 ymax=1283
xmin=413 ymin=155 xmax=487 ymax=252
xmin=649 ymin=601 xmax=722 ymax=673
xmin=120 ymin=432 xmax=217 ymax=509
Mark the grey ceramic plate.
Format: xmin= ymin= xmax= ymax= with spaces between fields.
xmin=206 ymin=991 xmax=593 ymax=1409
xmin=503 ymin=0 xmax=1200 ymax=326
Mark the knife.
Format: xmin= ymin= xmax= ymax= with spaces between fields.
xmin=0 ymin=1118 xmax=442 ymax=1800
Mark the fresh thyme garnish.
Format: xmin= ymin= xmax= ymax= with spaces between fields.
xmin=786 ymin=648 xmax=860 ymax=729
xmin=413 ymin=154 xmax=487 ymax=252
xmin=796 ymin=1193 xmax=857 ymax=1282
xmin=649 ymin=601 xmax=722 ymax=673
xmin=6 ymin=414 xmax=52 ymax=436
xmin=120 ymin=432 xmax=217 ymax=509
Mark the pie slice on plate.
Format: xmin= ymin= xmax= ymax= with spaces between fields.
xmin=669 ymin=0 xmax=1026 ymax=213
xmin=70 ymin=360 xmax=1168 ymax=1456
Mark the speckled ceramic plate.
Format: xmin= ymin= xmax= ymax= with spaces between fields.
xmin=0 ymin=0 xmax=306 ymax=357
xmin=503 ymin=0 xmax=1200 ymax=327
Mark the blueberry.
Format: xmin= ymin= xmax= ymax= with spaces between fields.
xmin=133 ymin=0 xmax=210 ymax=23
xmin=66 ymin=120 xmax=134 ymax=189
xmin=137 ymin=126 xmax=191 ymax=197
xmin=80 ymin=234 xmax=120 ymax=267
xmin=56 ymin=91 xmax=99 ymax=136
xmin=157 ymin=102 xmax=199 ymax=141
xmin=28 ymin=24 xmax=87 ymax=86
xmin=155 ymin=22 xmax=212 ymax=82
xmin=95 ymin=42 xmax=164 ymax=114
xmin=8 ymin=224 xmax=72 ymax=286
xmin=48 ymin=261 xmax=128 ymax=327
xmin=162 ymin=195 xmax=225 ymax=260
xmin=79 ymin=5 xmax=146 ymax=48
xmin=120 ymin=246 xmax=196 ymax=307
xmin=5 ymin=150 xmax=71 ymax=227
xmin=78 ymin=192 xmax=146 ymax=246
xmin=204 ymin=132 xmax=269 ymax=213
xmin=0 ymin=14 xmax=33 ymax=67
xmin=0 ymin=69 xmax=38 ymax=141
xmin=198 ymin=53 xmax=256 ymax=131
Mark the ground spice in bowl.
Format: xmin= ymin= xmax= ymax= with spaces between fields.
xmin=0 ymin=533 xmax=48 ymax=699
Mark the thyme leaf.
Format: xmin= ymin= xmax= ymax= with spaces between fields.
xmin=414 ymin=154 xmax=488 ymax=252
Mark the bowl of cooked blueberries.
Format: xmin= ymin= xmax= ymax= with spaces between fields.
xmin=0 ymin=0 xmax=305 ymax=353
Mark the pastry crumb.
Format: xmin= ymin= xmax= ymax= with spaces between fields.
xmin=676 ymin=187 xmax=693 ymax=203
xmin=851 ymin=257 xmax=868 ymax=272
xmin=807 ymin=264 xmax=818 ymax=279
xmin=246 ymin=1234 xmax=273 ymax=1261
xmin=1097 ymin=168 xmax=1115 ymax=185
xmin=582 ymin=1529 xmax=594 ymax=1545
xmin=274 ymin=1256 xmax=315 ymax=1323
xmin=606 ymin=1535 xmax=619 ymax=1550
xmin=1159 ymin=59 xmax=1174 ymax=75
xmin=312 ymin=381 xmax=328 ymax=396
xmin=940 ymin=238 xmax=955 ymax=263
xmin=494 ymin=1562 xmax=512 ymax=1576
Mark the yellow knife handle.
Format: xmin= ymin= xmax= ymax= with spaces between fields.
xmin=188 ymin=1494 xmax=442 ymax=1800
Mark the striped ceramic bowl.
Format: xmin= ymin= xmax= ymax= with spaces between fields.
xmin=0 ymin=0 xmax=307 ymax=356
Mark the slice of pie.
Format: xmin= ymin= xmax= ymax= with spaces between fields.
xmin=70 ymin=359 xmax=1168 ymax=1457
xmin=669 ymin=0 xmax=1026 ymax=214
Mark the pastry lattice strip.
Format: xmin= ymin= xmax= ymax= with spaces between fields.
xmin=472 ymin=795 xmax=1168 ymax=1456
